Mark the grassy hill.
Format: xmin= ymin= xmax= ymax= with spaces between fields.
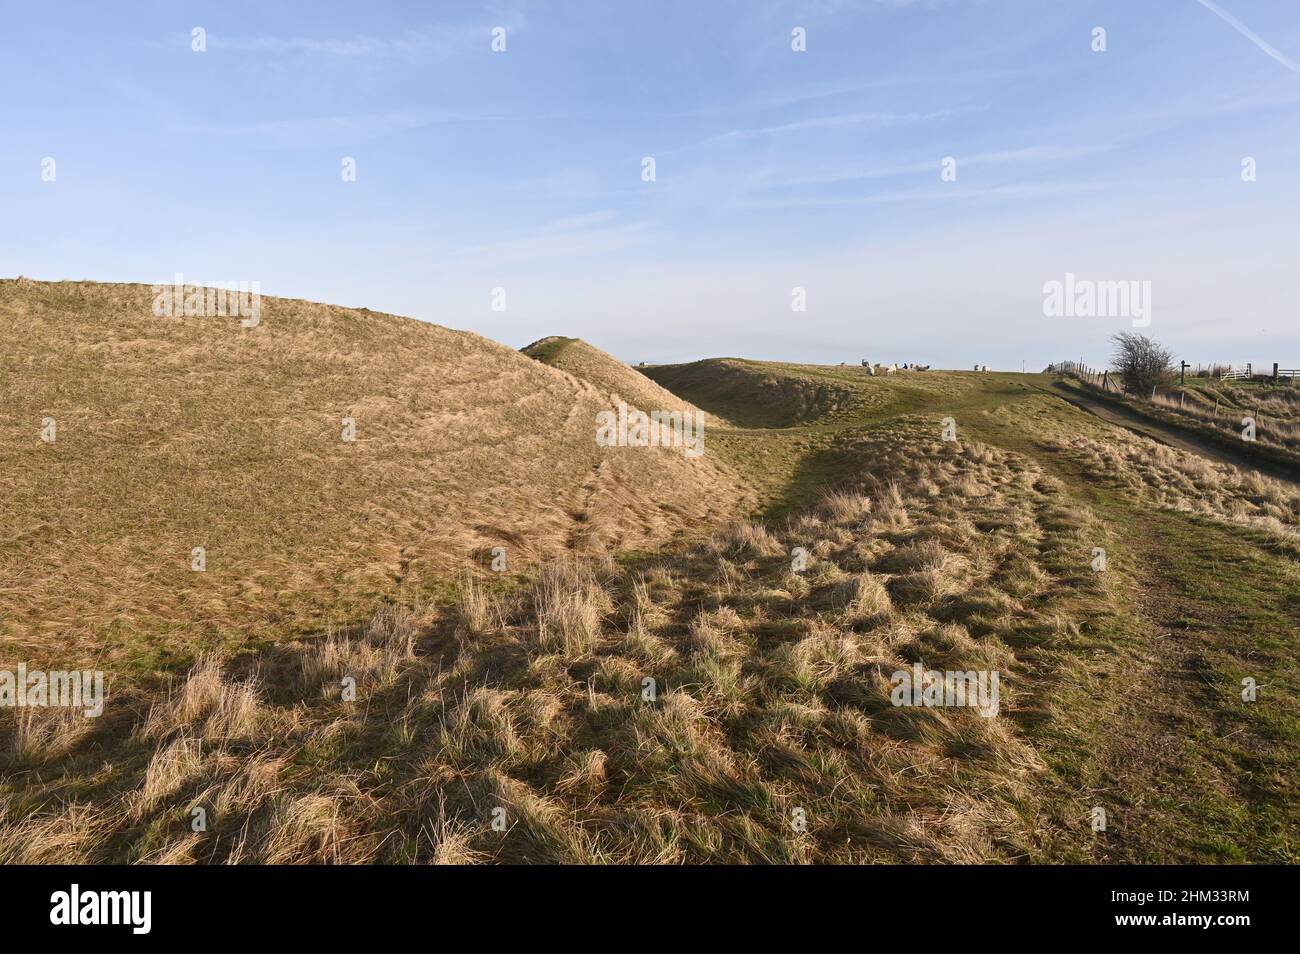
xmin=522 ymin=336 xmax=709 ymax=420
xmin=0 ymin=280 xmax=749 ymax=672
xmin=643 ymin=357 xmax=865 ymax=428
xmin=2 ymin=296 xmax=1296 ymax=864
xmin=641 ymin=357 xmax=987 ymax=429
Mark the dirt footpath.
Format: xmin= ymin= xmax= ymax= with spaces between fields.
xmin=1044 ymin=383 xmax=1300 ymax=489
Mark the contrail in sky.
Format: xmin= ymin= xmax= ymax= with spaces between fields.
xmin=1194 ymin=0 xmax=1300 ymax=76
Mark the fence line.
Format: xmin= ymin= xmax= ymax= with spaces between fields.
xmin=1051 ymin=361 xmax=1296 ymax=386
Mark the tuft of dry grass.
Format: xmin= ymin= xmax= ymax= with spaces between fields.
xmin=818 ymin=490 xmax=873 ymax=523
xmin=457 ymin=572 xmax=500 ymax=635
xmin=712 ymin=520 xmax=784 ymax=559
xmin=139 ymin=655 xmax=263 ymax=741
xmin=832 ymin=572 xmax=894 ymax=624
xmin=0 ymin=800 xmax=110 ymax=864
xmin=533 ymin=562 xmax=611 ymax=655
xmin=134 ymin=734 xmax=205 ymax=817
xmin=8 ymin=707 xmax=96 ymax=762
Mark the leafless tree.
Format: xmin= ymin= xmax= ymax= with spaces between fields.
xmin=1111 ymin=332 xmax=1174 ymax=395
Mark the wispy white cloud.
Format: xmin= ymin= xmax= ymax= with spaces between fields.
xmin=748 ymin=143 xmax=1118 ymax=191
xmin=736 ymin=178 xmax=1122 ymax=210
xmin=964 ymin=145 xmax=1117 ymax=166
xmin=209 ymin=18 xmax=525 ymax=60
xmin=181 ymin=108 xmax=480 ymax=146
xmin=218 ymin=35 xmax=391 ymax=56
xmin=757 ymin=68 xmax=1030 ymax=111
xmin=535 ymin=210 xmax=620 ymax=232
xmin=694 ymin=106 xmax=985 ymax=146
xmin=656 ymin=104 xmax=988 ymax=160
xmin=436 ymin=214 xmax=657 ymax=269
xmin=1194 ymin=0 xmax=1300 ymax=76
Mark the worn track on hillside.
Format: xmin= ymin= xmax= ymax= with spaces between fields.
xmin=1042 ymin=381 xmax=1300 ymax=489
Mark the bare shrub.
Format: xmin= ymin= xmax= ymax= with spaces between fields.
xmin=1112 ymin=332 xmax=1174 ymax=395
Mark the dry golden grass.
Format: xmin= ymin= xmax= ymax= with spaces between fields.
xmin=643 ymin=358 xmax=990 ymax=428
xmin=522 ymin=336 xmax=710 ymax=422
xmin=6 ymin=290 xmax=1288 ymax=864
xmin=1044 ymin=428 xmax=1300 ymax=541
xmin=11 ymin=707 xmax=94 ymax=762
xmin=456 ymin=572 xmax=501 ymax=636
xmin=710 ymin=520 xmax=785 ymax=559
xmin=0 ymin=423 xmax=1115 ymax=864
xmin=832 ymin=572 xmax=893 ymax=624
xmin=532 ymin=562 xmax=611 ymax=656
xmin=0 ymin=280 xmax=751 ymax=670
xmin=1151 ymin=383 xmax=1300 ymax=451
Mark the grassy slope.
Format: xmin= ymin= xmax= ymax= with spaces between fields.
xmin=1053 ymin=376 xmax=1300 ymax=473
xmin=644 ymin=358 xmax=875 ymax=428
xmin=521 ymin=336 xmax=709 ymax=421
xmin=974 ymin=395 xmax=1300 ymax=862
xmin=0 ymin=281 xmax=749 ymax=674
xmin=644 ymin=360 xmax=997 ymax=517
xmin=653 ymin=364 xmax=1300 ymax=860
xmin=3 ymin=330 xmax=1295 ymax=863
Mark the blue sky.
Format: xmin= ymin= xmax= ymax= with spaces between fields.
xmin=4 ymin=0 xmax=1298 ymax=370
